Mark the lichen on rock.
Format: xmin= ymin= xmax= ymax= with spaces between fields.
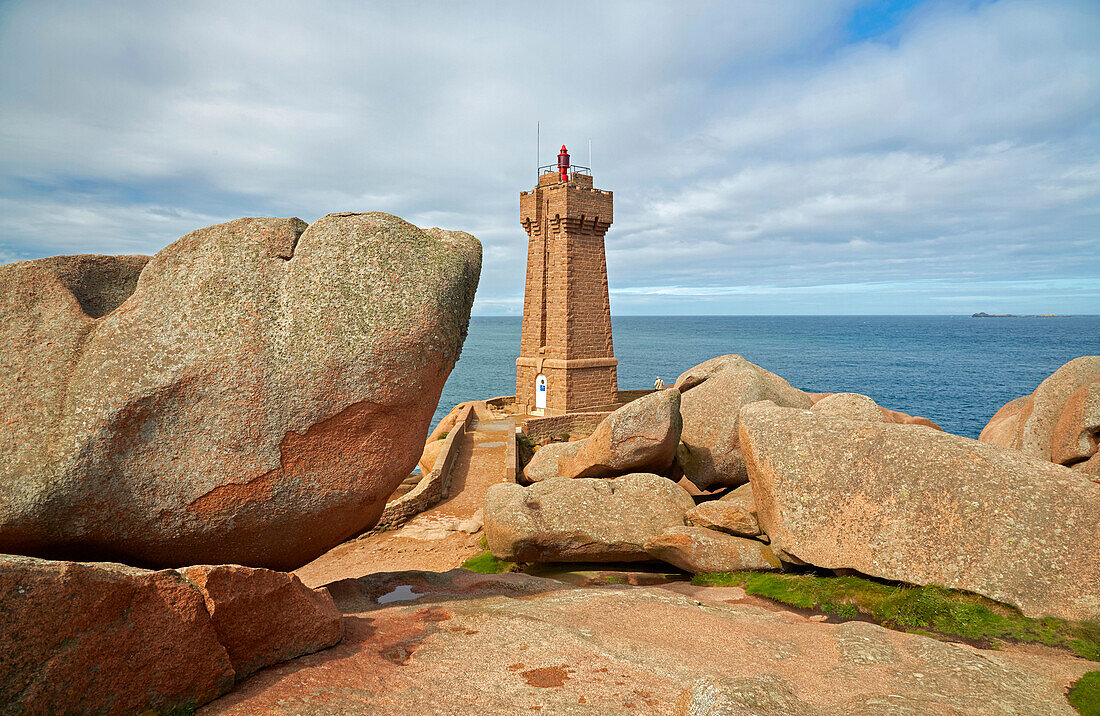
xmin=0 ymin=212 xmax=481 ymax=570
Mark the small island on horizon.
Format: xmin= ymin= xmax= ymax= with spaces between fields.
xmin=971 ymin=312 xmax=1083 ymax=318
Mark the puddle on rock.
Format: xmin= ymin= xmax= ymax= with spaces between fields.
xmin=377 ymin=584 xmax=426 ymax=604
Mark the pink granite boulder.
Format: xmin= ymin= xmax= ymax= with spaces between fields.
xmin=0 ymin=213 xmax=481 ymax=570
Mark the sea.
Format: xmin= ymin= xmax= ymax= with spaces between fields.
xmin=434 ymin=315 xmax=1100 ymax=440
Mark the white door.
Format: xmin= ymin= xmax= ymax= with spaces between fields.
xmin=535 ymin=374 xmax=547 ymax=412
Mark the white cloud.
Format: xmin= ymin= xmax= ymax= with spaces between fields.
xmin=0 ymin=194 xmax=222 ymax=258
xmin=0 ymin=0 xmax=1097 ymax=313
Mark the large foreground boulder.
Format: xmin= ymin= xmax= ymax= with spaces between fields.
xmin=484 ymin=473 xmax=694 ymax=562
xmin=980 ymin=356 xmax=1100 ymax=475
xmin=557 ymin=388 xmax=682 ymax=479
xmin=1 ymin=555 xmax=344 ymax=714
xmin=0 ymin=213 xmax=481 ymax=570
xmin=675 ymin=355 xmax=813 ymax=490
xmin=739 ymin=402 xmax=1100 ymax=621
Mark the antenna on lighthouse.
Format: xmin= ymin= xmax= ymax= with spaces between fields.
xmin=536 ymin=122 xmax=540 ymax=174
xmin=588 ymin=139 xmax=592 ymax=173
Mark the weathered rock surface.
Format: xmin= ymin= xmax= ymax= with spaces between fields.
xmin=1 ymin=555 xmax=349 ymax=714
xmin=1052 ymin=378 xmax=1100 ymax=467
xmin=810 ymin=392 xmax=885 ymax=422
xmin=877 ymin=405 xmax=942 ymax=429
xmin=809 ymin=391 xmax=942 ymax=429
xmin=675 ymin=356 xmax=813 ymax=490
xmin=739 ymin=402 xmax=1100 ymax=621
xmin=672 ymin=353 xmax=752 ymax=392
xmin=719 ymin=481 xmax=757 ymax=510
xmin=1078 ymin=452 xmax=1100 ymax=478
xmin=979 ymin=395 xmax=1031 ymax=446
xmin=200 ymin=569 xmax=1092 ymax=715
xmin=0 ymin=212 xmax=481 ymax=570
xmin=180 ymin=564 xmax=344 ymax=680
xmin=980 ymin=357 xmax=1100 ymax=472
xmin=644 ymin=526 xmax=779 ymax=573
xmin=522 ymin=440 xmax=583 ymax=483
xmin=426 ymin=403 xmax=464 ymax=443
xmin=418 ymin=438 xmax=446 ymax=475
xmin=558 ymin=388 xmax=682 ymax=479
xmin=685 ymin=483 xmax=763 ymax=538
xmin=485 ymin=474 xmax=694 ymax=562
xmin=0 ymin=554 xmax=235 ymax=714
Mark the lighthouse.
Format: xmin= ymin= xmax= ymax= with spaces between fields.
xmin=516 ymin=145 xmax=617 ymax=415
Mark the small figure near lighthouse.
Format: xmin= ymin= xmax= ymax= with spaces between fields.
xmin=516 ymin=145 xmax=616 ymax=415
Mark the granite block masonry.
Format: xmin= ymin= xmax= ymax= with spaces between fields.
xmin=516 ymin=147 xmax=617 ymax=415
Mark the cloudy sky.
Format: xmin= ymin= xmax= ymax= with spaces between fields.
xmin=1 ymin=0 xmax=1097 ymax=315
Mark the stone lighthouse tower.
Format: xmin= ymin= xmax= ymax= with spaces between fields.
xmin=516 ymin=145 xmax=617 ymax=415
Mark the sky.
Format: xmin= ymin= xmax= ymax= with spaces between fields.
xmin=0 ymin=0 xmax=1097 ymax=315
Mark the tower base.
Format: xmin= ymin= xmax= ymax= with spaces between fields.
xmin=516 ymin=357 xmax=618 ymax=415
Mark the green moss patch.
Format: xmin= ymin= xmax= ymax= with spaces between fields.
xmin=461 ymin=550 xmax=517 ymax=574
xmin=692 ymin=571 xmax=1100 ymax=661
xmin=1069 ymin=671 xmax=1100 ymax=715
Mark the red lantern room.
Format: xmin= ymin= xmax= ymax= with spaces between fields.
xmin=557 ymin=145 xmax=570 ymax=182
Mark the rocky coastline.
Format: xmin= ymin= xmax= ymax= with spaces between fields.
xmin=1 ymin=217 xmax=1098 ymax=714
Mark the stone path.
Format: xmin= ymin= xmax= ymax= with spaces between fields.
xmin=294 ymin=416 xmax=515 ymax=588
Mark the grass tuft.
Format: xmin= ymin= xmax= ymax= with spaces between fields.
xmin=691 ymin=571 xmax=1100 ymax=661
xmin=1070 ymin=671 xmax=1100 ymax=715
xmin=461 ymin=550 xmax=517 ymax=574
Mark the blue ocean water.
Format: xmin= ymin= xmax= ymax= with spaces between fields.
xmin=435 ymin=316 xmax=1100 ymax=439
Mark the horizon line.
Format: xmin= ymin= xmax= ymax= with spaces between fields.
xmin=469 ymin=313 xmax=1100 ymax=318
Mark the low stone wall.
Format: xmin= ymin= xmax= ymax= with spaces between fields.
xmin=519 ymin=389 xmax=655 ymax=441
xmin=502 ymin=416 xmax=518 ymax=482
xmin=580 ymin=389 xmax=655 ymax=413
xmin=485 ymin=395 xmax=516 ymax=410
xmin=617 ymin=389 xmax=653 ymax=403
xmin=373 ymin=403 xmax=473 ymax=531
xmin=523 ymin=411 xmax=611 ymax=443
